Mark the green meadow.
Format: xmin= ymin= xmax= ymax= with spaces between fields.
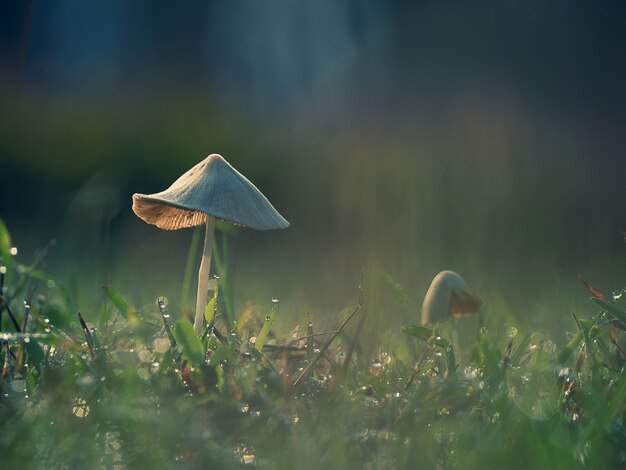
xmin=2 ymin=3 xmax=625 ymax=468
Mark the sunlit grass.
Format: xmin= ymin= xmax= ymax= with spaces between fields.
xmin=1 ymin=219 xmax=626 ymax=468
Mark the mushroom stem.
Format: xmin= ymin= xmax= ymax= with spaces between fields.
xmin=451 ymin=314 xmax=479 ymax=364
xmin=194 ymin=216 xmax=216 ymax=334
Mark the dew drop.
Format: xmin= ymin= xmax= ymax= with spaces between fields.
xmin=153 ymin=338 xmax=170 ymax=353
xmin=271 ymin=297 xmax=279 ymax=304
xmin=241 ymin=454 xmax=256 ymax=464
xmin=138 ymin=349 xmax=152 ymax=363
xmin=71 ymin=397 xmax=90 ymax=418
xmin=613 ymin=290 xmax=623 ymax=301
xmin=10 ymin=247 xmax=17 ymax=256
xmin=0 ymin=266 xmax=6 ymax=275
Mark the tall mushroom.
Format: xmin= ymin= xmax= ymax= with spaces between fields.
xmin=132 ymin=154 xmax=289 ymax=333
xmin=421 ymin=270 xmax=482 ymax=361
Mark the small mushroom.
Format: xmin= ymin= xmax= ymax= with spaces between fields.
xmin=421 ymin=270 xmax=482 ymax=325
xmin=132 ymin=154 xmax=289 ymax=333
xmin=421 ymin=270 xmax=482 ymax=362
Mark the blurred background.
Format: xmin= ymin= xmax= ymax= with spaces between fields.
xmin=1 ymin=1 xmax=625 ymax=340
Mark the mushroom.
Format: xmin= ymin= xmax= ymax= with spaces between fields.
xmin=421 ymin=270 xmax=482 ymax=360
xmin=421 ymin=270 xmax=482 ymax=324
xmin=132 ymin=154 xmax=289 ymax=333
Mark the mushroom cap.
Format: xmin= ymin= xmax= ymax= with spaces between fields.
xmin=421 ymin=270 xmax=482 ymax=325
xmin=132 ymin=154 xmax=290 ymax=231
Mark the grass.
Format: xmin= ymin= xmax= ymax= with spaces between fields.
xmin=1 ymin=218 xmax=626 ymax=469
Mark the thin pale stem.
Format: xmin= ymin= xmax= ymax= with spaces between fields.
xmin=194 ymin=216 xmax=216 ymax=334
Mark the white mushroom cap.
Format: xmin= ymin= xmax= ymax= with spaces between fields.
xmin=132 ymin=154 xmax=289 ymax=231
xmin=421 ymin=270 xmax=482 ymax=325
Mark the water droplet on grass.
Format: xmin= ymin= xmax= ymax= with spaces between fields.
xmin=71 ymin=398 xmax=90 ymax=418
xmin=10 ymin=247 xmax=17 ymax=256
xmin=613 ymin=290 xmax=623 ymax=300
xmin=154 ymin=338 xmax=170 ymax=353
xmin=138 ymin=349 xmax=152 ymax=363
xmin=77 ymin=374 xmax=95 ymax=386
xmin=241 ymin=454 xmax=256 ymax=464
xmin=271 ymin=297 xmax=279 ymax=304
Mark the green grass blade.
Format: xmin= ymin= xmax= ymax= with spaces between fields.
xmin=591 ymin=297 xmax=626 ymax=324
xmin=382 ymin=271 xmax=407 ymax=307
xmin=0 ymin=218 xmax=13 ymax=281
xmin=157 ymin=297 xmax=177 ymax=347
xmin=558 ymin=330 xmax=583 ymax=365
xmin=402 ymin=324 xmax=432 ymax=341
xmin=204 ymin=278 xmax=219 ymax=324
xmin=445 ymin=344 xmax=456 ymax=375
xmin=212 ymin=231 xmax=234 ymax=324
xmin=255 ymin=305 xmax=277 ymax=352
xmin=102 ymin=285 xmax=137 ymax=321
xmin=180 ymin=227 xmax=201 ymax=313
xmin=402 ymin=324 xmax=449 ymax=348
xmin=509 ymin=332 xmax=532 ymax=367
xmin=174 ymin=319 xmax=204 ymax=365
xmin=235 ymin=301 xmax=254 ymax=333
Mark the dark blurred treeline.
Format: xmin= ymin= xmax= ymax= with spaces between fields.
xmin=0 ymin=1 xmax=625 ymax=328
